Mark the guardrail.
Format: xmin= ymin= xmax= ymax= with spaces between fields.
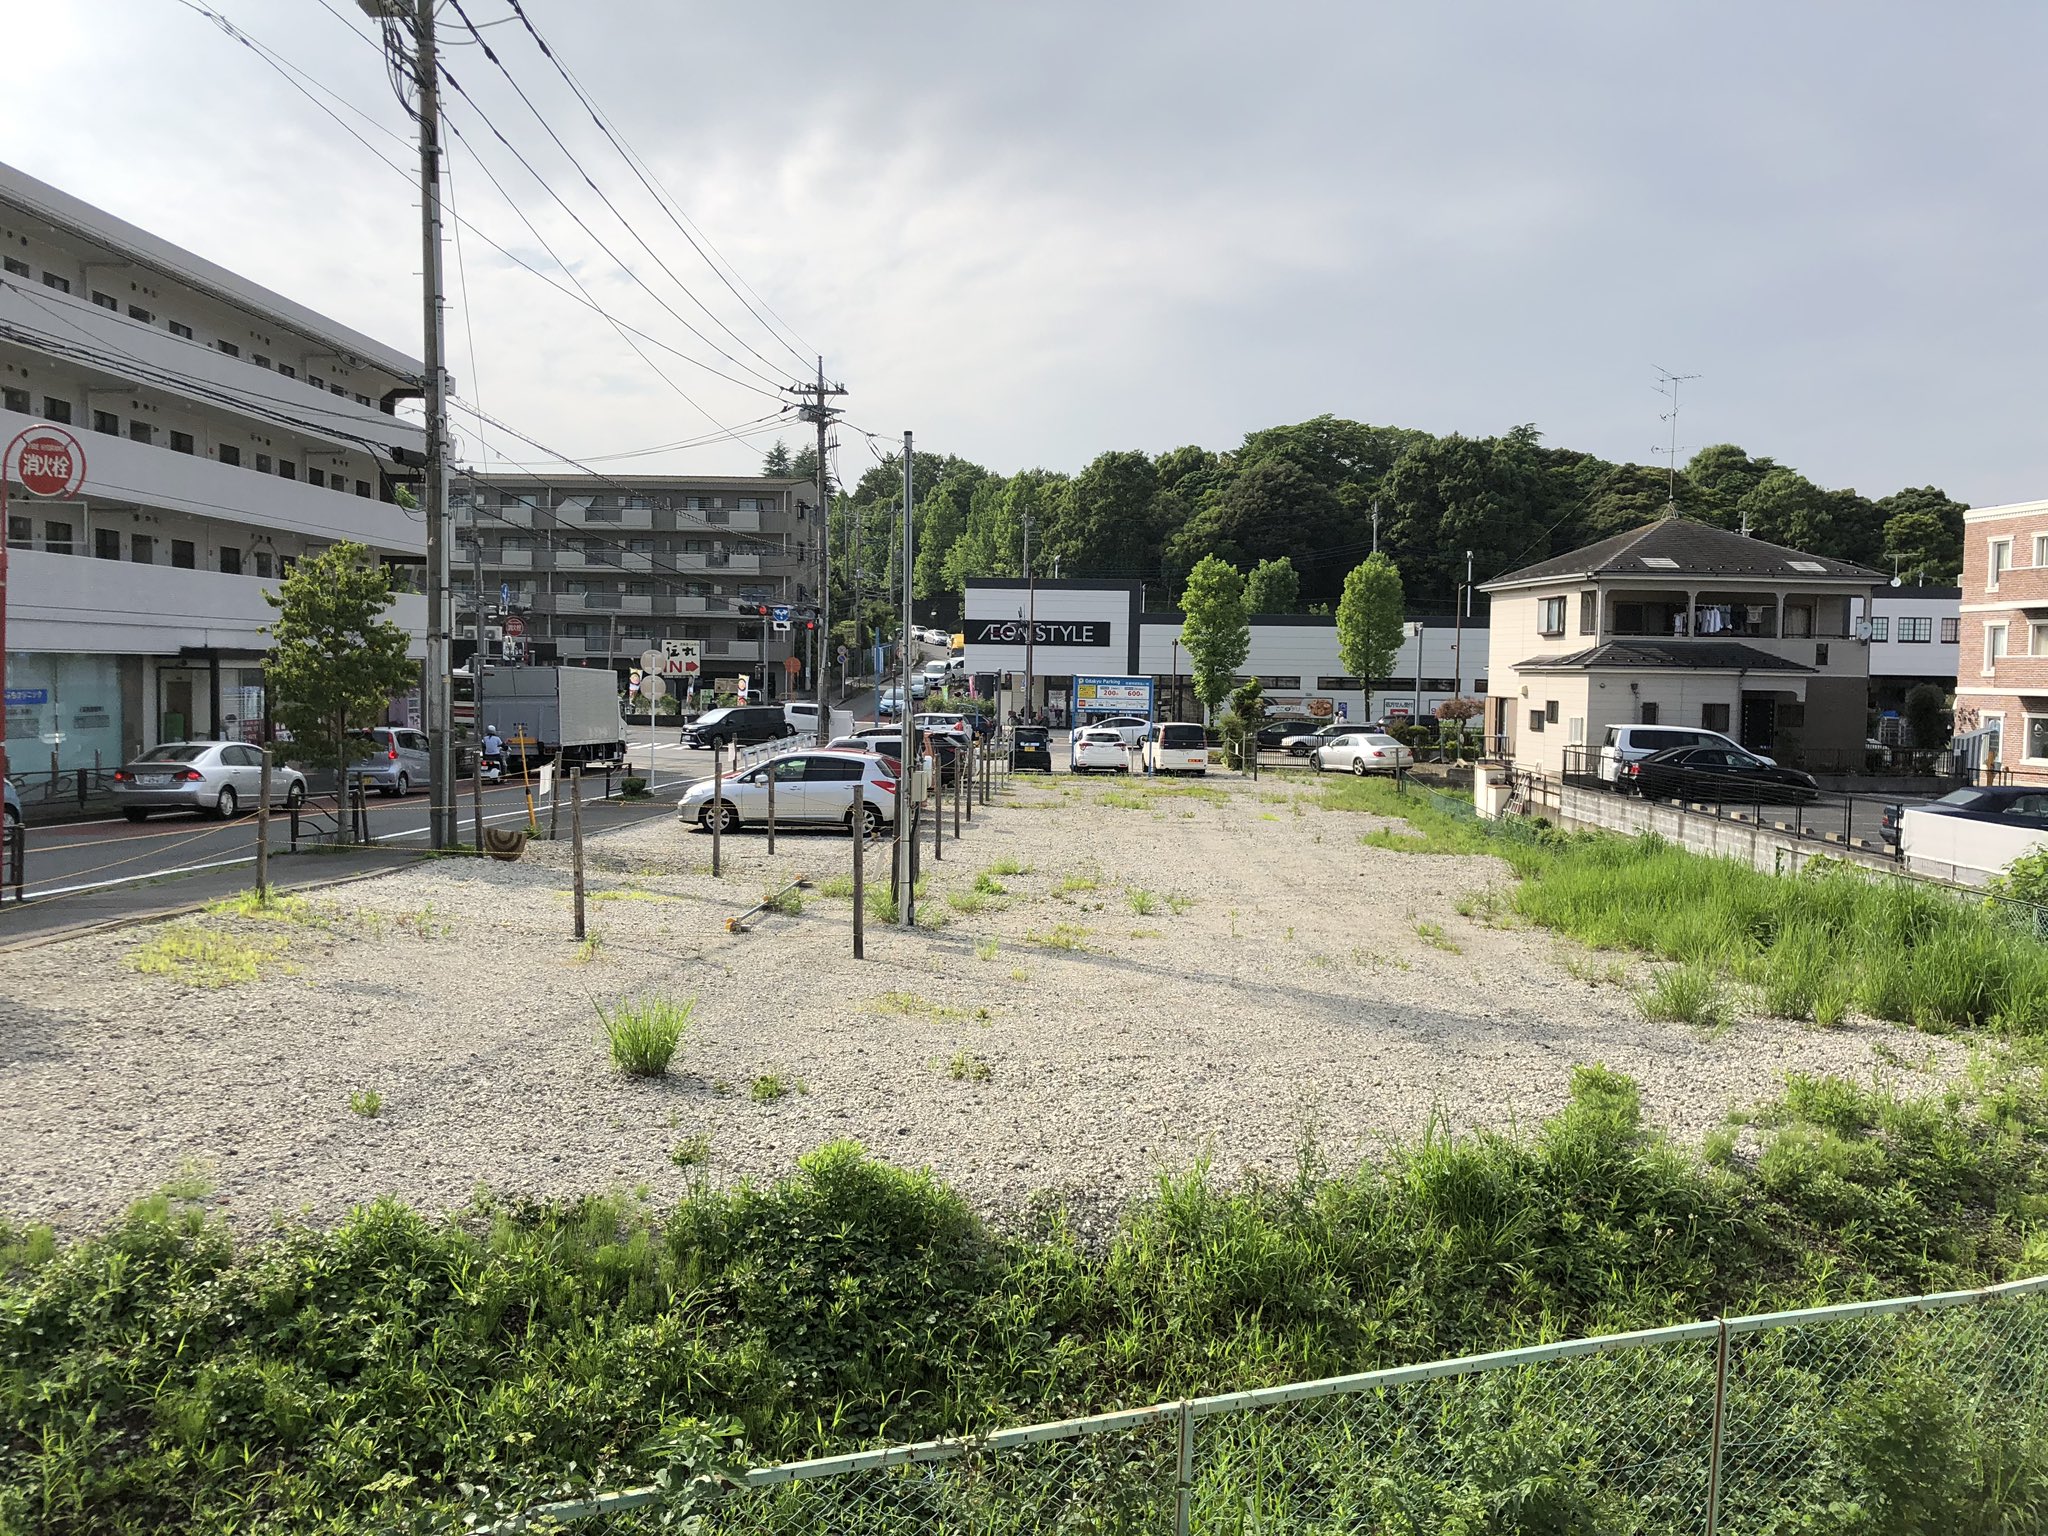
xmin=475 ymin=1274 xmax=2048 ymax=1534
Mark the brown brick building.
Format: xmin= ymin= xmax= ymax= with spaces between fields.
xmin=1956 ymin=498 xmax=2048 ymax=781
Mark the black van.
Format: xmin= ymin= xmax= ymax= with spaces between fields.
xmin=682 ymin=705 xmax=795 ymax=749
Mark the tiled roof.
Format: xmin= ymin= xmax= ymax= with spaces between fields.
xmin=1484 ymin=516 xmax=1885 ymax=588
xmin=1516 ymin=641 xmax=1817 ymax=673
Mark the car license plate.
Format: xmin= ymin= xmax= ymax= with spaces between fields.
xmin=138 ymin=774 xmax=170 ymax=787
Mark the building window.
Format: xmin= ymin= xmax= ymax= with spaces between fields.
xmin=91 ymin=409 xmax=118 ymax=435
xmin=254 ymin=551 xmax=274 ymax=579
xmin=277 ymin=364 xmax=296 ymax=380
xmin=1703 ymin=703 xmax=1730 ymax=733
xmin=2 ymin=386 xmax=26 ymax=414
xmin=2032 ymin=621 xmax=2048 ymax=658
xmin=1991 ymin=538 xmax=2013 ymax=589
xmin=1784 ymin=605 xmax=1813 ymax=638
xmin=1544 ymin=699 xmax=1560 ymax=724
xmin=1527 ymin=709 xmax=1545 ymax=734
xmin=42 ymin=272 xmax=70 ymax=294
xmin=308 ymin=375 xmax=324 ymax=390
xmin=171 ymin=540 xmax=195 ymax=569
xmin=329 ymin=383 xmax=345 ymax=396
xmin=127 ymin=304 xmax=152 ymax=323
xmin=1816 ymin=642 xmax=1830 ymax=666
xmin=2036 ymin=533 xmax=2048 ymax=568
xmin=92 ymin=291 xmax=116 ymax=310
xmin=131 ymin=534 xmax=154 ymax=563
xmin=219 ymin=546 xmax=242 ymax=576
xmin=1867 ymin=616 xmax=1888 ymax=642
xmin=5 ymin=515 xmax=28 ymax=548
xmin=1537 ymin=596 xmax=1566 ymax=636
xmin=41 ymin=396 xmax=72 ymax=424
xmin=1316 ymin=675 xmax=1362 ymax=690
xmin=1986 ymin=623 xmax=2008 ymax=674
xmin=307 ymin=467 xmax=325 ymax=488
xmin=169 ymin=431 xmax=194 ymax=454
xmin=278 ymin=460 xmax=296 ymax=480
xmin=216 ymin=341 xmax=239 ymax=358
xmin=218 ymin=444 xmax=241 ymax=467
xmin=255 ymin=453 xmax=272 ymax=474
xmin=1 ymin=256 xmax=26 ymax=277
xmin=1934 ymin=616 xmax=1955 ymax=644
xmin=354 ymin=392 xmax=370 ymax=406
xmin=355 ymin=479 xmax=371 ymax=498
xmin=129 ymin=419 xmax=151 ymax=443
xmin=1899 ymin=616 xmax=1933 ymax=643
xmin=95 ymin=527 xmax=121 ymax=560
xmin=1579 ymin=590 xmax=1597 ymax=635
xmin=1637 ymin=702 xmax=1659 ymax=725
xmin=253 ymin=355 xmax=271 ymax=370
xmin=43 ymin=520 xmax=73 ymax=554
xmin=2027 ymin=717 xmax=2048 ymax=763
xmin=169 ymin=321 xmax=193 ymax=339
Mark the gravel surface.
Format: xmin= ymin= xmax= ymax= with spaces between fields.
xmin=0 ymin=772 xmax=1965 ymax=1239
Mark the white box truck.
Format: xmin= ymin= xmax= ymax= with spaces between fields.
xmin=461 ymin=666 xmax=627 ymax=770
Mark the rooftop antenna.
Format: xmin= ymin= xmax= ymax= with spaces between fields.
xmin=1652 ymin=366 xmax=1700 ymax=518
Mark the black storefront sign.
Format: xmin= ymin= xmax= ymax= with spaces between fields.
xmin=966 ymin=619 xmax=1113 ymax=648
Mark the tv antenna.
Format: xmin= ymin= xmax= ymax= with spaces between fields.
xmin=1651 ymin=367 xmax=1700 ymax=515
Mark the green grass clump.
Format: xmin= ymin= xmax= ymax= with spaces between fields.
xmin=818 ymin=874 xmax=856 ymax=899
xmin=597 ymin=996 xmax=695 ymax=1077
xmin=946 ymin=1050 xmax=992 ymax=1083
xmin=974 ymin=939 xmax=999 ymax=963
xmin=1057 ymin=872 xmax=1100 ymax=895
xmin=347 ymin=1089 xmax=382 ymax=1119
xmin=204 ymin=891 xmax=323 ymax=924
xmin=749 ymin=1074 xmax=804 ymax=1103
xmin=763 ymin=884 xmax=807 ymax=917
xmin=1027 ymin=923 xmax=1091 ymax=952
xmin=986 ymin=857 xmax=1030 ymax=877
xmin=1635 ymin=963 xmax=1729 ymax=1029
xmin=947 ymin=890 xmax=993 ymax=916
xmin=972 ymin=871 xmax=1008 ymax=896
xmin=1126 ymin=888 xmax=1159 ymax=916
xmin=130 ymin=926 xmax=284 ymax=988
xmin=17 ymin=1065 xmax=2048 ymax=1531
xmin=669 ymin=1134 xmax=710 ymax=1169
xmin=1414 ymin=920 xmax=1460 ymax=953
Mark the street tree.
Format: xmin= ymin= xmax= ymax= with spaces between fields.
xmin=263 ymin=542 xmax=419 ymax=835
xmin=1178 ymin=555 xmax=1249 ymax=721
xmin=1336 ymin=552 xmax=1405 ymax=689
xmin=761 ymin=440 xmax=793 ymax=476
xmin=1244 ymin=555 xmax=1301 ymax=613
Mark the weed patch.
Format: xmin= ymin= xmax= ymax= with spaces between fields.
xmin=130 ymin=926 xmax=284 ymax=988
xmin=749 ymin=1073 xmax=806 ymax=1103
xmin=1636 ymin=964 xmax=1729 ymax=1030
xmin=945 ymin=1050 xmax=992 ymax=1083
xmin=1027 ymin=923 xmax=1091 ymax=952
xmin=348 ymin=1089 xmax=382 ymax=1119
xmin=598 ymin=996 xmax=695 ymax=1077
xmin=1126 ymin=888 xmax=1160 ymax=916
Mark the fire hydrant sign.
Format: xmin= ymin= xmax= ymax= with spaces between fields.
xmin=12 ymin=425 xmax=86 ymax=498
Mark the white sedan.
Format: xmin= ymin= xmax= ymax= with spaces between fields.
xmin=1084 ymin=714 xmax=1151 ymax=748
xmin=1069 ymin=727 xmax=1131 ymax=774
xmin=678 ymin=749 xmax=899 ymax=836
xmin=1311 ymin=732 xmax=1414 ymax=776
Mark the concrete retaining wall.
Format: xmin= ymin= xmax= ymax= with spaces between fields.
xmin=1556 ymin=784 xmax=1897 ymax=878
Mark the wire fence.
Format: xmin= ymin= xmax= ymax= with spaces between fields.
xmin=476 ymin=1275 xmax=2048 ymax=1534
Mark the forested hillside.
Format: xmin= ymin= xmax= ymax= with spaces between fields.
xmin=778 ymin=418 xmax=1968 ymax=638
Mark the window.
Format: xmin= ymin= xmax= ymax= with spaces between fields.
xmin=90 ymin=409 xmax=117 ymax=436
xmin=2028 ymin=717 xmax=2048 ymax=763
xmin=1579 ymin=590 xmax=1597 ymax=635
xmin=1991 ymin=538 xmax=2013 ymax=588
xmin=253 ymin=355 xmax=271 ymax=370
xmin=1816 ymin=643 xmax=1830 ymax=666
xmin=171 ymin=540 xmax=195 ymax=569
xmin=1258 ymin=676 xmax=1302 ymax=690
xmin=43 ymin=519 xmax=73 ymax=554
xmin=92 ymin=291 xmax=116 ymax=310
xmin=2 ymin=386 xmax=26 ymax=413
xmin=307 ymin=468 xmax=325 ymax=488
xmin=1986 ymin=623 xmax=2008 ymax=674
xmin=218 ymin=444 xmax=241 ymax=467
xmin=219 ymin=546 xmax=242 ymax=576
xmin=216 ymin=341 xmax=239 ymax=358
xmin=2036 ymin=533 xmax=2048 ymax=568
xmin=128 ymin=419 xmax=151 ymax=443
xmin=1537 ymin=595 xmax=1567 ymax=636
xmin=1317 ymin=675 xmax=1362 ymax=690
xmin=1784 ymin=605 xmax=1812 ymax=638
xmin=254 ymin=551 xmax=274 ymax=579
xmin=127 ymin=304 xmax=152 ymax=323
xmin=1702 ymin=703 xmax=1730 ymax=733
xmin=169 ymin=431 xmax=194 ymax=454
xmin=131 ymin=535 xmax=154 ymax=563
xmin=1639 ymin=702 xmax=1659 ymax=725
xmin=354 ymin=392 xmax=370 ymax=406
xmin=1527 ymin=709 xmax=1545 ymax=734
xmin=2033 ymin=622 xmax=2048 ymax=658
xmin=308 ymin=375 xmax=324 ymax=390
xmin=278 ymin=460 xmax=296 ymax=480
xmin=355 ymin=480 xmax=371 ymax=498
xmin=5 ymin=515 xmax=28 ymax=548
xmin=95 ymin=527 xmax=121 ymax=560
xmin=1899 ymin=616 xmax=1933 ymax=643
xmin=1867 ymin=616 xmax=1889 ymax=642
xmin=277 ymin=365 xmax=296 ymax=380
xmin=330 ymin=383 xmax=345 ymax=396
xmin=41 ymin=396 xmax=71 ymax=424
xmin=1 ymin=256 xmax=26 ymax=277
xmin=42 ymin=272 xmax=70 ymax=293
xmin=169 ymin=321 xmax=193 ymax=339
xmin=1544 ymin=699 xmax=1560 ymax=724
xmin=255 ymin=453 xmax=272 ymax=474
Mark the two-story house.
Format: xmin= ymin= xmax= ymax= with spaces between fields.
xmin=1955 ymin=498 xmax=2048 ymax=781
xmin=1481 ymin=517 xmax=1883 ymax=774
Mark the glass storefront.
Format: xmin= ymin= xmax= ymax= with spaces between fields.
xmin=4 ymin=652 xmax=127 ymax=775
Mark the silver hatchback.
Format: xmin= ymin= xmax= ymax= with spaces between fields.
xmin=112 ymin=741 xmax=309 ymax=821
xmin=346 ymin=727 xmax=431 ymax=796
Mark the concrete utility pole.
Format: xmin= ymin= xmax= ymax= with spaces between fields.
xmin=1022 ymin=512 xmax=1035 ymax=721
xmin=789 ymin=360 xmax=846 ymax=744
xmin=897 ymin=431 xmax=915 ymax=927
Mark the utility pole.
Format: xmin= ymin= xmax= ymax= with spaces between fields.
xmin=1452 ymin=548 xmax=1472 ymax=705
xmin=1022 ymin=512 xmax=1035 ymax=722
xmin=896 ymin=432 xmax=915 ymax=927
xmin=1371 ymin=500 xmax=1379 ymax=555
xmin=789 ymin=359 xmax=845 ymax=743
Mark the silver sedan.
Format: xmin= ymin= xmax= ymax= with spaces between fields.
xmin=111 ymin=741 xmax=308 ymax=821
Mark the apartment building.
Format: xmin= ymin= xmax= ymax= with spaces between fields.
xmin=1868 ymin=585 xmax=1961 ymax=728
xmin=1955 ymin=498 xmax=2048 ymax=781
xmin=453 ymin=473 xmax=818 ymax=697
xmin=1482 ymin=516 xmax=1884 ymax=774
xmin=1 ymin=161 xmax=427 ymax=774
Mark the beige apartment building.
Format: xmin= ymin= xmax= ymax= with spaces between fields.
xmin=1481 ymin=517 xmax=1884 ymax=774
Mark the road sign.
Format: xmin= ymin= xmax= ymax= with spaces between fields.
xmin=639 ymin=648 xmax=665 ymax=676
xmin=773 ymin=622 xmax=790 ymax=635
xmin=500 ymin=582 xmax=512 ymax=610
xmin=641 ymin=674 xmax=668 ymax=701
xmin=10 ymin=425 xmax=86 ymax=498
xmin=772 ymin=605 xmax=791 ymax=625
xmin=659 ymin=639 xmax=701 ymax=677
xmin=783 ymin=655 xmax=801 ymax=677
xmin=503 ymin=614 xmax=527 ymax=637
xmin=837 ymin=645 xmax=849 ymax=663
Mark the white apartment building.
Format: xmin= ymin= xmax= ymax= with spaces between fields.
xmin=1 ymin=161 xmax=426 ymax=778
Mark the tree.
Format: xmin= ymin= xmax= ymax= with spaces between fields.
xmin=1903 ymin=682 xmax=1951 ymax=750
xmin=1879 ymin=486 xmax=1967 ymax=583
xmin=1220 ymin=677 xmax=1266 ymax=767
xmin=1381 ymin=435 xmax=1540 ymax=607
xmin=264 ymin=543 xmax=419 ymax=835
xmin=761 ymin=440 xmax=793 ymax=477
xmin=1177 ymin=555 xmax=1249 ymax=721
xmin=1059 ymin=450 xmax=1160 ymax=577
xmin=1243 ymin=556 xmax=1301 ymax=614
xmin=1686 ymin=444 xmax=1779 ymax=526
xmin=1336 ymin=552 xmax=1405 ymax=687
xmin=1735 ymin=467 xmax=1836 ymax=552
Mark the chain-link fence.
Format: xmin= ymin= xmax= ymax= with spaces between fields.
xmin=478 ymin=1275 xmax=2048 ymax=1533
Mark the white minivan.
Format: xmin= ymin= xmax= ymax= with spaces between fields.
xmin=1143 ymin=722 xmax=1209 ymax=776
xmin=1598 ymin=723 xmax=1772 ymax=786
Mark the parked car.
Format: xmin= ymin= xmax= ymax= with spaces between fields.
xmin=112 ymin=741 xmax=309 ymax=820
xmin=680 ymin=705 xmax=797 ymax=750
xmin=1310 ymin=731 xmax=1413 ymax=776
xmin=1256 ymin=717 xmax=1321 ymax=750
xmin=1142 ymin=722 xmax=1209 ymax=776
xmin=910 ymin=712 xmax=971 ymax=742
xmin=1881 ymin=785 xmax=2048 ymax=847
xmin=1599 ymin=723 xmax=1771 ymax=785
xmin=1069 ymin=726 xmax=1131 ymax=774
xmin=1621 ymin=745 xmax=1819 ymax=805
xmin=1282 ymin=722 xmax=1354 ymax=757
xmin=850 ymin=724 xmax=963 ymax=784
xmin=677 ymin=749 xmax=899 ymax=836
xmin=1010 ymin=725 xmax=1053 ymax=773
xmin=3 ymin=776 xmax=19 ymax=834
xmin=921 ymin=660 xmax=952 ymax=689
xmin=343 ymin=726 xmax=429 ymax=798
xmin=877 ymin=687 xmax=905 ymax=718
xmin=1082 ymin=715 xmax=1151 ymax=748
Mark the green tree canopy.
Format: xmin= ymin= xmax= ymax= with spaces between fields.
xmin=263 ymin=542 xmax=419 ymax=779
xmin=761 ymin=440 xmax=793 ymax=477
xmin=1243 ymin=556 xmax=1301 ymax=614
xmin=1058 ymin=450 xmax=1161 ymax=578
xmin=1336 ymin=552 xmax=1405 ymax=685
xmin=1878 ymin=486 xmax=1968 ymax=583
xmin=1178 ymin=555 xmax=1249 ymax=721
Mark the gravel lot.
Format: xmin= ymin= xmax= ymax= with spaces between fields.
xmin=0 ymin=771 xmax=1964 ymax=1238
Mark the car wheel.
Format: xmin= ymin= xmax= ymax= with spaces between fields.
xmin=397 ymin=772 xmax=411 ymax=797
xmin=846 ymin=802 xmax=884 ymax=837
xmin=124 ymin=808 xmax=150 ymax=822
xmin=215 ymin=786 xmax=240 ymax=820
xmin=1312 ymin=755 xmax=1324 ymax=773
xmin=1352 ymin=758 xmax=1368 ymax=776
xmin=699 ymin=800 xmax=739 ymax=834
xmin=285 ymin=781 xmax=306 ymax=809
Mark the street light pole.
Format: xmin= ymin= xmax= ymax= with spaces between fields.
xmin=896 ymin=432 xmax=915 ymax=927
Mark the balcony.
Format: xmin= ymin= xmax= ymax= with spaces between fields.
xmin=557 ymin=548 xmax=622 ymax=570
xmin=494 ymin=547 xmax=536 ymax=569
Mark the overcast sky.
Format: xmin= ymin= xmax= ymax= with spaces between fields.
xmin=13 ymin=2 xmax=2045 ymax=503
